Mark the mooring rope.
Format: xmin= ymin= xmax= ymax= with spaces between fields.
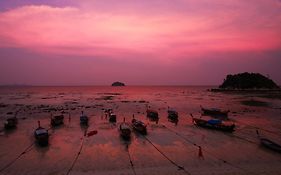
xmin=224 ymin=132 xmax=257 ymax=144
xmin=235 ymin=120 xmax=281 ymax=136
xmin=66 ymin=128 xmax=88 ymax=175
xmin=202 ymin=148 xmax=261 ymax=175
xmin=126 ymin=144 xmax=137 ymax=175
xmin=0 ymin=124 xmax=56 ymax=173
xmin=143 ymin=135 xmax=191 ymax=175
xmin=162 ymin=124 xmax=262 ymax=175
xmin=0 ymin=142 xmax=35 ymax=173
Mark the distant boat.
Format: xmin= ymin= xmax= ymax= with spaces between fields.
xmin=80 ymin=111 xmax=89 ymax=125
xmin=167 ymin=108 xmax=179 ymax=121
xmin=190 ymin=114 xmax=235 ymax=132
xmin=119 ymin=118 xmax=131 ymax=140
xmin=50 ymin=114 xmax=64 ymax=127
xmin=109 ymin=113 xmax=117 ymax=123
xmin=201 ymin=106 xmax=229 ymax=118
xmin=34 ymin=121 xmax=49 ymax=146
xmin=256 ymin=130 xmax=281 ymax=153
xmin=146 ymin=109 xmax=159 ymax=121
xmin=131 ymin=118 xmax=147 ymax=135
xmin=4 ymin=117 xmax=18 ymax=129
xmin=105 ymin=109 xmax=113 ymax=115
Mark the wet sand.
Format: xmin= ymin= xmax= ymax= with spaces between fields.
xmin=0 ymin=86 xmax=281 ymax=175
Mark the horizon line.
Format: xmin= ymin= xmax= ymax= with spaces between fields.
xmin=0 ymin=84 xmax=218 ymax=87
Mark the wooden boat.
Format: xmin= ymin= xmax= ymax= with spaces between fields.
xmin=104 ymin=108 xmax=113 ymax=116
xmin=4 ymin=117 xmax=18 ymax=129
xmin=132 ymin=118 xmax=147 ymax=135
xmin=201 ymin=106 xmax=229 ymax=118
xmin=256 ymin=130 xmax=281 ymax=153
xmin=80 ymin=111 xmax=89 ymax=125
xmin=168 ymin=108 xmax=178 ymax=121
xmin=190 ymin=114 xmax=235 ymax=132
xmin=50 ymin=114 xmax=64 ymax=126
xmin=109 ymin=113 xmax=117 ymax=123
xmin=34 ymin=121 xmax=49 ymax=146
xmin=146 ymin=109 xmax=159 ymax=121
xmin=119 ymin=118 xmax=131 ymax=140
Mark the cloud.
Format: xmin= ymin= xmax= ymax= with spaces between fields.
xmin=0 ymin=1 xmax=280 ymax=60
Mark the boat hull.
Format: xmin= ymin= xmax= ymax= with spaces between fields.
xmin=146 ymin=110 xmax=159 ymax=121
xmin=201 ymin=108 xmax=229 ymax=118
xmin=132 ymin=119 xmax=147 ymax=135
xmin=193 ymin=118 xmax=235 ymax=132
xmin=4 ymin=117 xmax=18 ymax=129
xmin=80 ymin=116 xmax=89 ymax=125
xmin=260 ymin=138 xmax=281 ymax=153
xmin=119 ymin=123 xmax=131 ymax=140
xmin=168 ymin=113 xmax=178 ymax=121
xmin=51 ymin=115 xmax=64 ymax=126
xmin=34 ymin=128 xmax=49 ymax=146
xmin=109 ymin=115 xmax=116 ymax=123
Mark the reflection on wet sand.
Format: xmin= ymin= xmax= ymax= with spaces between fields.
xmin=0 ymin=86 xmax=281 ymax=175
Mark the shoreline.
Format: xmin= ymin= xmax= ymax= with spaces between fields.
xmin=210 ymin=88 xmax=281 ymax=93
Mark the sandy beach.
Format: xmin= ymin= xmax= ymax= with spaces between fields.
xmin=0 ymin=86 xmax=281 ymax=175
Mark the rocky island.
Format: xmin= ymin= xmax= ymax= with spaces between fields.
xmin=212 ymin=72 xmax=280 ymax=92
xmin=111 ymin=81 xmax=125 ymax=86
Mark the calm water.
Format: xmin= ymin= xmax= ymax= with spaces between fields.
xmin=0 ymin=86 xmax=281 ymax=175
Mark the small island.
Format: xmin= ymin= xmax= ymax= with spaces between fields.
xmin=212 ymin=72 xmax=280 ymax=92
xmin=111 ymin=81 xmax=125 ymax=87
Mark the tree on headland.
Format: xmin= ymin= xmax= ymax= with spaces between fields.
xmin=219 ymin=72 xmax=280 ymax=89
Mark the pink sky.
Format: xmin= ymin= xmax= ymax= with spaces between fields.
xmin=0 ymin=0 xmax=281 ymax=85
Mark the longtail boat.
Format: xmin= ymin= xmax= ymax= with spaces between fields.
xmin=80 ymin=111 xmax=89 ymax=125
xmin=109 ymin=113 xmax=117 ymax=123
xmin=201 ymin=106 xmax=229 ymax=118
xmin=190 ymin=114 xmax=235 ymax=132
xmin=119 ymin=118 xmax=131 ymax=140
xmin=132 ymin=117 xmax=147 ymax=135
xmin=168 ymin=108 xmax=178 ymax=121
xmin=50 ymin=114 xmax=64 ymax=126
xmin=256 ymin=130 xmax=281 ymax=153
xmin=4 ymin=117 xmax=18 ymax=129
xmin=34 ymin=121 xmax=49 ymax=146
xmin=146 ymin=109 xmax=159 ymax=122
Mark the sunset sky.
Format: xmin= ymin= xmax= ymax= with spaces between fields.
xmin=0 ymin=0 xmax=280 ymax=85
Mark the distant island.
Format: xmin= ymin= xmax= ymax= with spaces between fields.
xmin=111 ymin=81 xmax=125 ymax=86
xmin=212 ymin=72 xmax=280 ymax=92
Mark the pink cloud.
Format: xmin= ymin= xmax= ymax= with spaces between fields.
xmin=0 ymin=1 xmax=280 ymax=60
